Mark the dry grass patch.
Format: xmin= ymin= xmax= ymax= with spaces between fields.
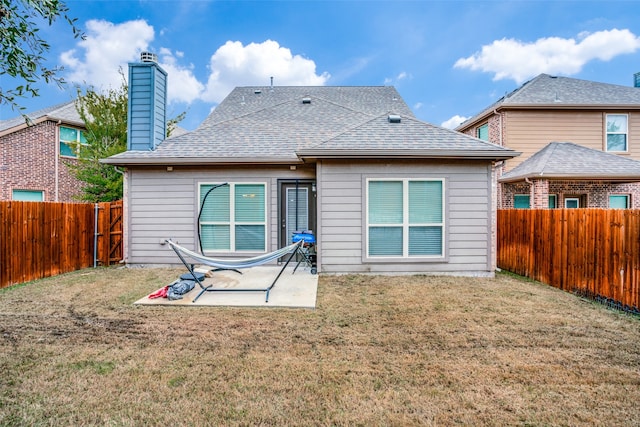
xmin=0 ymin=268 xmax=639 ymax=426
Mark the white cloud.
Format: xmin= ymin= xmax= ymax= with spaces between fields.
xmin=454 ymin=29 xmax=640 ymax=83
xmin=201 ymin=40 xmax=330 ymax=103
xmin=414 ymin=102 xmax=423 ymax=110
xmin=61 ymin=23 xmax=329 ymax=107
xmin=384 ymin=71 xmax=411 ymax=85
xmin=441 ymin=115 xmax=468 ymax=129
xmin=158 ymin=49 xmax=204 ymax=104
xmin=61 ymin=19 xmax=154 ymax=90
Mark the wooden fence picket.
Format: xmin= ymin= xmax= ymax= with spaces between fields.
xmin=0 ymin=201 xmax=123 ymax=289
xmin=498 ymin=209 xmax=640 ymax=311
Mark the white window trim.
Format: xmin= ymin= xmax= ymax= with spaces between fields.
xmin=548 ymin=194 xmax=557 ymax=209
xmin=565 ymin=197 xmax=580 ymax=208
xmin=198 ymin=182 xmax=268 ymax=253
xmin=605 ymin=113 xmax=628 ymax=153
xmin=366 ymin=178 xmax=445 ymax=259
xmin=59 ymin=126 xmax=88 ymax=158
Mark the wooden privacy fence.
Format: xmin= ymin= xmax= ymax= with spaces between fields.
xmin=0 ymin=200 xmax=123 ymax=289
xmin=497 ymin=209 xmax=640 ymax=312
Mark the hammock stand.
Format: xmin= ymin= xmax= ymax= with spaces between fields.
xmin=166 ymin=239 xmax=304 ymax=303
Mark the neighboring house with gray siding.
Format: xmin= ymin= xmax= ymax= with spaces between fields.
xmin=456 ymin=73 xmax=640 ymax=209
xmin=0 ymin=101 xmax=86 ymax=201
xmin=104 ymin=55 xmax=518 ymax=275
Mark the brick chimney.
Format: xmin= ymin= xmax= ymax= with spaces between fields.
xmin=127 ymin=52 xmax=167 ymax=151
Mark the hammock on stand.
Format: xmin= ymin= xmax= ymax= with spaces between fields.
xmin=165 ymin=239 xmax=304 ymax=303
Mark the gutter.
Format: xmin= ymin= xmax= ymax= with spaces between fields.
xmin=100 ymin=156 xmax=304 ymax=167
xmin=296 ymin=149 xmax=521 ymax=161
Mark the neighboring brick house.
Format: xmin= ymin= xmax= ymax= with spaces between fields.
xmin=1 ymin=101 xmax=86 ymax=201
xmin=456 ymin=73 xmax=640 ymax=209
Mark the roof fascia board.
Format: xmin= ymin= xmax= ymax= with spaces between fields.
xmin=0 ymin=116 xmax=84 ymax=137
xmin=101 ymin=156 xmax=303 ymax=166
xmin=297 ymin=149 xmax=520 ymax=161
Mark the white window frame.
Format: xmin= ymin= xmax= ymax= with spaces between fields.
xmin=59 ymin=126 xmax=87 ymax=158
xmin=548 ymin=194 xmax=557 ymax=209
xmin=366 ymin=178 xmax=445 ymax=259
xmin=198 ymin=182 xmax=267 ymax=253
xmin=605 ymin=114 xmax=628 ymax=152
xmin=565 ymin=197 xmax=580 ymax=208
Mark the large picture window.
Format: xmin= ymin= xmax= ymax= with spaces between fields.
xmin=367 ymin=179 xmax=444 ymax=257
xmin=606 ymin=114 xmax=628 ymax=152
xmin=199 ymin=183 xmax=266 ymax=252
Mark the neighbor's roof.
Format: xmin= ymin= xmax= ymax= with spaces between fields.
xmin=457 ymin=74 xmax=640 ymax=131
xmin=104 ymin=86 xmax=519 ymax=165
xmin=499 ymin=142 xmax=640 ymax=183
xmin=0 ymin=101 xmax=83 ymax=135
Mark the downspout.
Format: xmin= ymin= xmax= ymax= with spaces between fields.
xmin=93 ymin=203 xmax=99 ymax=267
xmin=525 ymin=177 xmax=534 ymax=208
xmin=55 ymin=120 xmax=61 ymax=201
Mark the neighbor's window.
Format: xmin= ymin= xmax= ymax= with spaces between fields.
xmin=565 ymin=198 xmax=580 ymax=208
xmin=606 ymin=114 xmax=628 ymax=152
xmin=477 ymin=123 xmax=489 ymax=141
xmin=59 ymin=126 xmax=87 ymax=157
xmin=609 ymin=194 xmax=630 ymax=209
xmin=12 ymin=189 xmax=44 ymax=201
xmin=367 ymin=179 xmax=444 ymax=257
xmin=548 ymin=194 xmax=557 ymax=209
xmin=199 ymin=183 xmax=266 ymax=252
xmin=514 ymin=194 xmax=530 ymax=209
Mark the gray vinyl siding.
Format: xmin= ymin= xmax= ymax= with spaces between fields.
xmin=317 ymin=159 xmax=494 ymax=275
xmin=125 ymin=166 xmax=314 ymax=265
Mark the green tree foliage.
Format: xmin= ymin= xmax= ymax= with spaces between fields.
xmin=69 ymin=79 xmax=128 ymax=202
xmin=1 ymin=0 xmax=83 ymax=113
xmin=69 ymin=75 xmax=185 ymax=202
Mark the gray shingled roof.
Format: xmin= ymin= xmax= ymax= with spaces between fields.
xmin=0 ymin=100 xmax=83 ymax=133
xmin=298 ymin=113 xmax=517 ymax=160
xmin=105 ymin=86 xmax=518 ymax=165
xmin=457 ymin=74 xmax=640 ymax=130
xmin=500 ymin=142 xmax=640 ymax=182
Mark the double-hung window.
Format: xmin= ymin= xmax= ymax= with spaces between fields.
xmin=606 ymin=114 xmax=628 ymax=152
xmin=199 ymin=183 xmax=266 ymax=252
xmin=59 ymin=126 xmax=87 ymax=157
xmin=367 ymin=179 xmax=444 ymax=258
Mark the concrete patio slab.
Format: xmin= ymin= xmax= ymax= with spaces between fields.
xmin=134 ymin=265 xmax=318 ymax=308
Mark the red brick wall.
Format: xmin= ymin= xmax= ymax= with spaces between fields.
xmin=0 ymin=120 xmax=84 ymax=201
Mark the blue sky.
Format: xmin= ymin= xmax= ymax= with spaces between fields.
xmin=4 ymin=0 xmax=640 ymax=131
